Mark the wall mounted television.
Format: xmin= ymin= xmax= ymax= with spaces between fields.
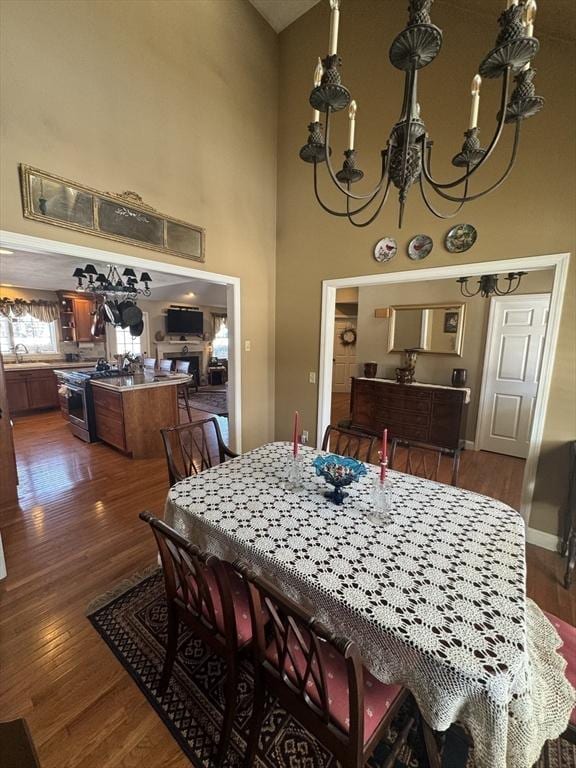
xmin=166 ymin=308 xmax=204 ymax=335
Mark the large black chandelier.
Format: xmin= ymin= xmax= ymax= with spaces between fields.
xmin=299 ymin=0 xmax=543 ymax=227
xmin=72 ymin=264 xmax=153 ymax=297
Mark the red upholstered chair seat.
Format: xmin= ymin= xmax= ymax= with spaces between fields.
xmin=545 ymin=612 xmax=576 ymax=726
xmin=266 ymin=628 xmax=403 ymax=743
xmin=177 ymin=564 xmax=253 ymax=647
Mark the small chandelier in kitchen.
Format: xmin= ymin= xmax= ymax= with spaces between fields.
xmin=457 ymin=272 xmax=527 ymax=298
xmin=299 ymin=0 xmax=543 ymax=227
xmin=72 ymin=264 xmax=153 ymax=297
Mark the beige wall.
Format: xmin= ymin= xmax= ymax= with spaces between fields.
xmin=352 ymin=271 xmax=554 ymax=442
xmin=276 ymin=0 xmax=575 ymax=536
xmin=0 ymin=0 xmax=278 ymax=450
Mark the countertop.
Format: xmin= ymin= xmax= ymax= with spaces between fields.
xmin=4 ymin=361 xmax=98 ymax=371
xmin=90 ymin=372 xmax=191 ymax=392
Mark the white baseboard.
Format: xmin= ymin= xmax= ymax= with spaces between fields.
xmin=464 ymin=440 xmax=476 ymax=451
xmin=526 ymin=527 xmax=560 ymax=552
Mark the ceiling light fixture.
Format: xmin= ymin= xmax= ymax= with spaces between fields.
xmin=0 ymin=249 xmax=14 ymax=255
xmin=72 ymin=263 xmax=153 ymax=297
xmin=457 ymin=272 xmax=527 ymax=298
xmin=300 ymin=0 xmax=544 ymax=227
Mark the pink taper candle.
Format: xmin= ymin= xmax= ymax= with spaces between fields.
xmin=293 ymin=411 xmax=300 ymax=457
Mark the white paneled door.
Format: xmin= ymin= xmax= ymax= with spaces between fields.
xmin=477 ymin=294 xmax=550 ymax=458
xmin=332 ymin=318 xmax=357 ymax=393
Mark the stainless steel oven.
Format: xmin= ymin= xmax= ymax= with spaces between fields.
xmin=61 ymin=383 xmax=89 ymax=429
xmin=54 ymin=367 xmax=122 ymax=443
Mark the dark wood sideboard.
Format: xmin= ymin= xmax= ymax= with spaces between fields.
xmin=349 ymin=378 xmax=468 ymax=451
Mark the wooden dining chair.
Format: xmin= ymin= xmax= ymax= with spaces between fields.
xmin=143 ymin=357 xmax=157 ymax=371
xmin=161 ymin=417 xmax=237 ymax=485
xmin=237 ymin=563 xmax=418 ymax=768
xmin=544 ymin=611 xmax=576 ymax=744
xmin=390 ymin=438 xmax=461 ymax=486
xmin=322 ymin=425 xmax=378 ymax=464
xmin=139 ymin=512 xmax=252 ymax=766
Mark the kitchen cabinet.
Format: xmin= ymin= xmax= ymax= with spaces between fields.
xmin=92 ymin=386 xmax=127 ymax=452
xmin=57 ymin=293 xmax=100 ymax=342
xmin=5 ymin=369 xmax=59 ymax=414
xmin=91 ymin=376 xmax=181 ymax=458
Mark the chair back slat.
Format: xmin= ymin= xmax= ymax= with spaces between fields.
xmin=241 ymin=567 xmax=363 ymax=737
xmin=390 ymin=438 xmax=459 ymax=485
xmin=322 ymin=425 xmax=377 ymax=464
xmin=141 ymin=513 xmax=235 ymax=643
xmin=161 ymin=417 xmax=237 ymax=485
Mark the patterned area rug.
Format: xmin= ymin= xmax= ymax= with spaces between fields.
xmin=87 ymin=572 xmax=576 ymax=768
xmin=186 ymin=387 xmax=228 ymax=416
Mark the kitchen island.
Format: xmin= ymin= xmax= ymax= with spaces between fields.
xmin=90 ymin=372 xmax=190 ymax=459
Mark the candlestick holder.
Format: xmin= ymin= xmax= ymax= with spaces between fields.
xmin=286 ymin=453 xmax=304 ymax=490
xmin=299 ymin=121 xmax=331 ymax=164
xmin=366 ymin=475 xmax=393 ymax=525
xmin=309 ymin=54 xmax=351 ymax=113
xmin=504 ymin=67 xmax=545 ymax=122
xmin=479 ymin=6 xmax=539 ymax=79
xmin=452 ymin=127 xmax=486 ymax=168
xmin=336 ymin=149 xmax=364 ymax=184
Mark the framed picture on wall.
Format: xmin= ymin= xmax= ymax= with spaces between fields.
xmin=444 ymin=311 xmax=459 ymax=334
xmin=19 ymin=164 xmax=205 ymax=262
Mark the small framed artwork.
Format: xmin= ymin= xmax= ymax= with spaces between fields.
xmin=444 ymin=311 xmax=459 ymax=333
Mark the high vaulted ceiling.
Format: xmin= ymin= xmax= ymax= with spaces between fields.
xmin=248 ymin=0 xmax=576 ymax=41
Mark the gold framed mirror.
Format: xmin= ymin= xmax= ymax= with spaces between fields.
xmin=387 ymin=302 xmax=466 ymax=356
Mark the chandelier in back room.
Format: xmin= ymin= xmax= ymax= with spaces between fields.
xmin=299 ymin=0 xmax=544 ymax=228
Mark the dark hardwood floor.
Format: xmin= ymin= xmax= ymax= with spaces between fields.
xmin=0 ymin=408 xmax=573 ymax=767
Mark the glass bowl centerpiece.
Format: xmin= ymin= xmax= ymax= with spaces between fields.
xmin=313 ymin=454 xmax=367 ymax=505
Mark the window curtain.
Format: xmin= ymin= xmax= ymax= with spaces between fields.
xmin=212 ymin=313 xmax=227 ymax=337
xmin=0 ymin=298 xmax=60 ymax=323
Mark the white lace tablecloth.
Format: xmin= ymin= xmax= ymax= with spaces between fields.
xmin=165 ymin=442 xmax=575 ymax=768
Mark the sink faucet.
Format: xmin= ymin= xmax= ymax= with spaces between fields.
xmin=13 ymin=343 xmax=29 ymax=363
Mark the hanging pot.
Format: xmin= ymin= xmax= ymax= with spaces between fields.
xmin=130 ymin=319 xmax=144 ymax=337
xmin=91 ymin=303 xmax=107 ymax=337
xmin=122 ymin=303 xmax=142 ymax=327
xmin=103 ymin=300 xmax=120 ymax=325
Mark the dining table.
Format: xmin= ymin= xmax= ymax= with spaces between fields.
xmin=164 ymin=441 xmax=575 ymax=768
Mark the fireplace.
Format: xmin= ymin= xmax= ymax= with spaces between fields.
xmin=162 ymin=354 xmax=200 ymax=379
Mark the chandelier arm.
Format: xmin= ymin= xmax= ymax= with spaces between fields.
xmin=420 ymin=67 xmax=512 ymax=190
xmin=418 ymin=173 xmax=470 ymax=219
xmin=345 ymin=177 xmax=393 ymax=228
xmin=313 ymin=160 xmax=389 ymax=217
xmin=423 ymin=119 xmax=521 ymax=203
xmin=322 ymin=106 xmax=389 ymax=201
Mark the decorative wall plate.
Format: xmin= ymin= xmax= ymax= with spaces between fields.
xmin=445 ymin=223 xmax=478 ymax=253
xmin=373 ymin=237 xmax=397 ymax=263
xmin=408 ymin=234 xmax=433 ymax=260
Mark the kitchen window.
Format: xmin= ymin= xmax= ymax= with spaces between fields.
xmin=212 ymin=317 xmax=228 ymax=360
xmin=106 ymin=312 xmax=150 ymax=358
xmin=0 ymin=315 xmax=58 ymax=354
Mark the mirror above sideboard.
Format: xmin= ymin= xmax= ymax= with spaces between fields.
xmin=383 ymin=302 xmax=466 ymax=356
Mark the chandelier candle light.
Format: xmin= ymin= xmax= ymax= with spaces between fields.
xmin=300 ymin=0 xmax=544 ymax=227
